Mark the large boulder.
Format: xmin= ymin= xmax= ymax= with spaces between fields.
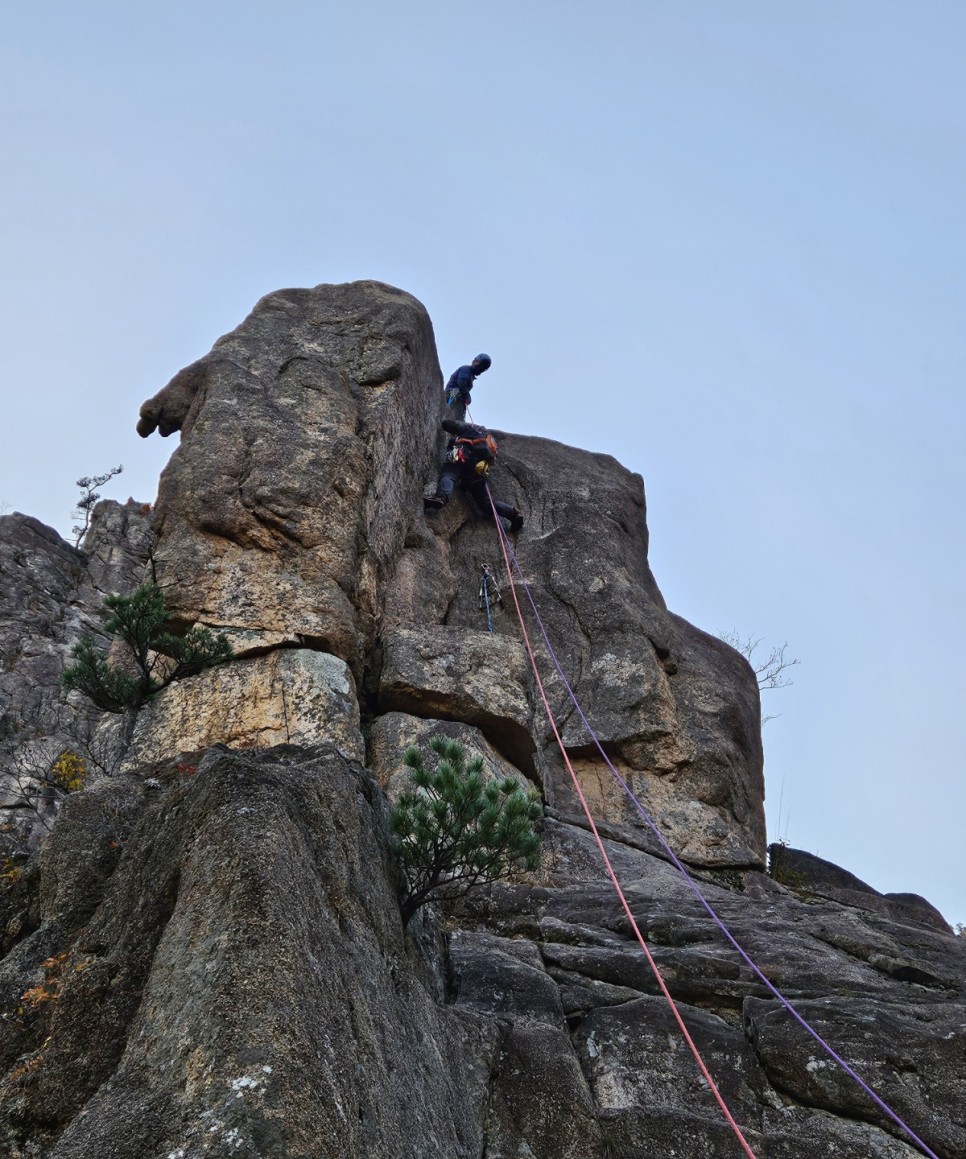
xmin=376 ymin=626 xmax=535 ymax=774
xmin=123 ymin=649 xmax=364 ymax=770
xmin=139 ymin=281 xmax=443 ymax=676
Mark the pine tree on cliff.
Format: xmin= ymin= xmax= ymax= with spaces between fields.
xmin=62 ymin=582 xmax=232 ymax=713
xmin=389 ymin=735 xmax=542 ymax=924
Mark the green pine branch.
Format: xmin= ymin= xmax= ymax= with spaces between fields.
xmin=62 ymin=582 xmax=232 ymax=713
xmin=389 ymin=735 xmax=542 ymax=924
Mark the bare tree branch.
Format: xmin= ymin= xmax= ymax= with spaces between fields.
xmin=719 ymin=633 xmax=800 ymax=691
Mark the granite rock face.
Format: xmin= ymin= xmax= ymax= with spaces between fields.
xmin=122 ymin=649 xmax=365 ymax=771
xmin=0 ymin=751 xmax=962 ymax=1158
xmin=0 ymin=503 xmax=153 ymax=850
xmin=0 ymin=281 xmax=962 ymax=1158
xmin=0 ymin=748 xmax=493 ymax=1159
xmin=139 ymin=281 xmax=444 ymax=676
xmin=768 ymin=843 xmax=952 ymax=932
xmin=400 ymin=430 xmax=766 ymax=864
xmin=135 ymin=280 xmax=764 ymax=865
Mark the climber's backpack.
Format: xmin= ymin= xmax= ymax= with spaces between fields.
xmin=452 ymin=432 xmax=498 ymax=464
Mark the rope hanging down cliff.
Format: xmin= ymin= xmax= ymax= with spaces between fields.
xmin=485 ymin=485 xmax=940 ymax=1159
xmin=484 ymin=486 xmax=760 ymax=1159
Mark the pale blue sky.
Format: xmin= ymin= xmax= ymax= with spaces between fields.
xmin=2 ymin=2 xmax=964 ymax=923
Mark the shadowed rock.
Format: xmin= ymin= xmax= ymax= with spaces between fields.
xmin=769 ymin=844 xmax=953 ymax=932
xmin=0 ymin=748 xmax=492 ymax=1158
xmin=0 ymin=504 xmax=153 ymax=851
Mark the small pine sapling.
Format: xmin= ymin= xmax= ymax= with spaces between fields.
xmin=71 ymin=465 xmax=123 ymax=546
xmin=62 ymin=582 xmax=232 ymax=712
xmin=389 ymin=735 xmax=542 ymax=924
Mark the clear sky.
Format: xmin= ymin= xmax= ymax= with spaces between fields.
xmin=2 ymin=2 xmax=963 ymax=924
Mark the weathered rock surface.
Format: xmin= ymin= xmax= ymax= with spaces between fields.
xmin=768 ymin=843 xmax=952 ymax=932
xmin=0 ymin=281 xmax=962 ymax=1158
xmin=368 ymin=712 xmax=532 ymax=802
xmin=122 ymin=649 xmax=364 ymax=770
xmin=135 ymin=280 xmax=764 ymax=864
xmin=0 ymin=503 xmax=153 ymax=850
xmin=377 ymin=625 xmax=535 ymax=773
xmin=0 ymin=752 xmax=961 ymax=1157
xmin=139 ymin=281 xmax=444 ymax=676
xmin=0 ymin=748 xmax=492 ymax=1158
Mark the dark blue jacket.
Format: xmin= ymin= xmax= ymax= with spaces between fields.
xmin=445 ymin=365 xmax=478 ymax=408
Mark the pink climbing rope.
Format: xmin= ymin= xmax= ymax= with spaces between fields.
xmin=487 ymin=496 xmax=939 ymax=1159
xmin=486 ymin=488 xmax=760 ymax=1159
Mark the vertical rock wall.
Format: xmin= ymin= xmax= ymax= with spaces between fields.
xmin=138 ymin=282 xmax=443 ymax=673
xmin=134 ymin=279 xmax=765 ymax=867
xmin=0 ymin=502 xmax=153 ymax=850
xmin=3 ymin=282 xmax=960 ymax=1159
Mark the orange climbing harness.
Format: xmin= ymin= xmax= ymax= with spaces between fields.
xmin=446 ymin=431 xmax=498 ymax=478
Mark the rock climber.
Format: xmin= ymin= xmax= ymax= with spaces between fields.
xmin=444 ymin=353 xmax=491 ymax=420
xmin=424 ymin=418 xmax=524 ymax=534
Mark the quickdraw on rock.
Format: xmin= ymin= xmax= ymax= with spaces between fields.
xmin=478 ymin=563 xmax=502 ymax=633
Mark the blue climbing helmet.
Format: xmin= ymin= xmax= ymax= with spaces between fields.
xmin=472 ymin=353 xmax=492 ymax=372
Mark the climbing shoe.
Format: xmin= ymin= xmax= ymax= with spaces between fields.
xmin=509 ymin=511 xmax=524 ymax=534
xmin=424 ymin=495 xmax=445 ymax=511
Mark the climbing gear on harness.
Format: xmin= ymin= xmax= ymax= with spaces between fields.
xmin=478 ymin=563 xmax=502 ymax=632
xmin=469 ymin=432 xmax=498 ymax=458
xmin=458 ymin=432 xmax=498 ymax=458
xmin=446 ymin=432 xmax=499 ymax=470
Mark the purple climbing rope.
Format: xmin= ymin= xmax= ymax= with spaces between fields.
xmin=493 ymin=519 xmax=940 ymax=1159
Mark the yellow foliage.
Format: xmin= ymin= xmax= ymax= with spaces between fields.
xmin=17 ymin=952 xmax=75 ymax=1015
xmin=8 ymin=1054 xmax=43 ymax=1085
xmin=20 ymin=985 xmax=58 ymax=1010
xmin=0 ymin=856 xmax=23 ymax=885
xmin=49 ymin=750 xmax=86 ymax=793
